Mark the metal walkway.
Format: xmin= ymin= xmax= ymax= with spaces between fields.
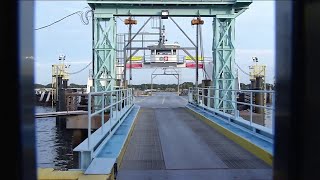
xmin=118 ymin=93 xmax=272 ymax=180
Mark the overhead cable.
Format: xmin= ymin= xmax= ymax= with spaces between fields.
xmin=66 ymin=62 xmax=92 ymax=75
xmin=35 ymin=7 xmax=92 ymax=30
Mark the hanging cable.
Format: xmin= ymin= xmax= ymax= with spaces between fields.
xmin=77 ymin=8 xmax=92 ymax=25
xmin=67 ymin=62 xmax=92 ymax=74
xmin=235 ymin=61 xmax=251 ymax=76
xmin=35 ymin=7 xmax=92 ymax=30
xmin=235 ymin=61 xmax=265 ymax=77
xmin=56 ymin=62 xmax=92 ymax=75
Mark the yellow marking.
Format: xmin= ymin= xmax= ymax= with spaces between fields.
xmin=185 ymin=108 xmax=273 ymax=166
xmin=37 ymin=168 xmax=84 ymax=180
xmin=130 ymin=56 xmax=143 ymax=61
xmin=185 ymin=56 xmax=204 ymax=61
xmin=78 ymin=175 xmax=109 ymax=180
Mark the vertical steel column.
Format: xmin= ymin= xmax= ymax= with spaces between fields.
xmin=93 ymin=13 xmax=116 ymax=92
xmin=123 ymin=34 xmax=127 ymax=87
xmin=196 ymin=23 xmax=199 ymax=88
xmin=212 ymin=15 xmax=236 ymax=112
xmin=129 ymin=22 xmax=132 ymax=81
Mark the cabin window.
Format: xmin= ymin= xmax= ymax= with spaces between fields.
xmin=157 ymin=50 xmax=171 ymax=55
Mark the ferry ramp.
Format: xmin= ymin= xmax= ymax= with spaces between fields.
xmin=117 ymin=92 xmax=272 ymax=180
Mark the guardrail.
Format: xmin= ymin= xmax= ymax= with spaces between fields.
xmin=188 ymin=87 xmax=275 ymax=142
xmin=87 ymin=88 xmax=134 ymax=150
xmin=74 ymin=88 xmax=134 ymax=169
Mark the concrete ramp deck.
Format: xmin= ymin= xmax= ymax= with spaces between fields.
xmin=118 ymin=93 xmax=272 ymax=180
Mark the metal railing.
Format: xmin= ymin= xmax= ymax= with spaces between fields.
xmin=87 ymin=88 xmax=134 ymax=153
xmin=73 ymin=88 xmax=135 ymax=170
xmin=188 ymin=87 xmax=275 ymax=142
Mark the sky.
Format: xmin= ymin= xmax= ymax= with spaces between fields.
xmin=35 ymin=0 xmax=275 ymax=85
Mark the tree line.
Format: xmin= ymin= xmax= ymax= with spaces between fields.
xmin=34 ymin=83 xmax=86 ymax=88
xmin=128 ymin=82 xmax=194 ymax=91
xmin=35 ymin=82 xmax=274 ymax=90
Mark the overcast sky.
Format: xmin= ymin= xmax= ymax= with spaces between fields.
xmin=35 ymin=1 xmax=275 ymax=85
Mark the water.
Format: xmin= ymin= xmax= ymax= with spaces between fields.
xmin=35 ymin=106 xmax=85 ymax=170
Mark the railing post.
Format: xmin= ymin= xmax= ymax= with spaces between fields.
xmin=208 ymin=88 xmax=211 ymax=108
xmin=130 ymin=89 xmax=133 ymax=106
xmin=88 ymin=93 xmax=91 ymax=150
xmin=116 ymin=90 xmax=118 ymax=122
xmin=202 ymin=88 xmax=204 ymax=107
xmin=250 ymin=91 xmax=253 ymax=126
xmin=109 ymin=92 xmax=112 ymax=134
xmin=101 ymin=93 xmax=104 ymax=134
xmin=223 ymin=90 xmax=226 ymax=114
xmin=188 ymin=87 xmax=191 ymax=103
xmin=126 ymin=89 xmax=129 ymax=109
xmin=234 ymin=90 xmax=237 ymax=118
xmin=197 ymin=87 xmax=199 ymax=105
xmin=123 ymin=89 xmax=126 ymax=110
xmin=120 ymin=89 xmax=123 ymax=116
xmin=127 ymin=89 xmax=129 ymax=107
xmin=111 ymin=91 xmax=114 ymax=125
xmin=272 ymin=92 xmax=275 ymax=134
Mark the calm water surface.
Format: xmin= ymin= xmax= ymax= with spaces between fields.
xmin=35 ymin=106 xmax=85 ymax=170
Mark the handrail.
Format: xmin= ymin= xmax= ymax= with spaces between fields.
xmin=188 ymin=87 xmax=275 ymax=142
xmin=87 ymin=88 xmax=134 ymax=152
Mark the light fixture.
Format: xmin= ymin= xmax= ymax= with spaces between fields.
xmin=252 ymin=57 xmax=258 ymax=62
xmin=59 ymin=55 xmax=66 ymax=61
xmin=161 ymin=10 xmax=169 ymax=19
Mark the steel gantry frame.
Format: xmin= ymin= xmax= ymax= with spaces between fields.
xmin=88 ymin=0 xmax=252 ymax=111
xmin=213 ymin=16 xmax=236 ymax=111
xmin=92 ymin=14 xmax=116 ymax=92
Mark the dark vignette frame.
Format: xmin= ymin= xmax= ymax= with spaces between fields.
xmin=12 ymin=0 xmax=320 ymax=179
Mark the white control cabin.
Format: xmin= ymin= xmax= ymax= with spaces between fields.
xmin=148 ymin=43 xmax=182 ymax=64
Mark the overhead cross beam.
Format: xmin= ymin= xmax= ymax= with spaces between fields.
xmin=88 ymin=0 xmax=252 ymax=17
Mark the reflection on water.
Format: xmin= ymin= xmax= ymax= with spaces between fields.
xmin=35 ymin=106 xmax=86 ymax=170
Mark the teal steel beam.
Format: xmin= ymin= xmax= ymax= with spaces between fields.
xmin=212 ymin=15 xmax=237 ymax=112
xmin=93 ymin=14 xmax=116 ymax=92
xmin=89 ymin=0 xmax=235 ymax=5
xmin=88 ymin=0 xmax=252 ymax=112
xmin=88 ymin=0 xmax=252 ymax=6
xmin=89 ymin=0 xmax=252 ymax=17
xmin=93 ymin=7 xmax=233 ymax=17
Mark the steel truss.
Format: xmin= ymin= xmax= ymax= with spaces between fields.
xmin=88 ymin=0 xmax=251 ymax=111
